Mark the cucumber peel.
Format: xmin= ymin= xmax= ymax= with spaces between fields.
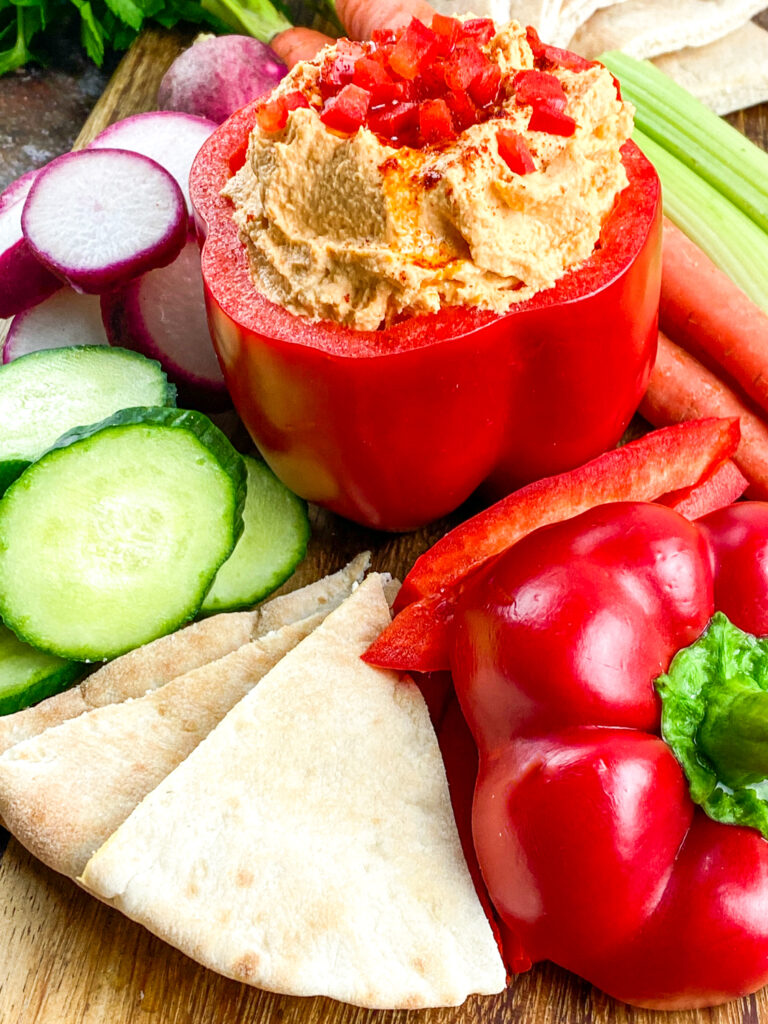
xmin=0 ymin=622 xmax=84 ymax=716
xmin=201 ymin=455 xmax=310 ymax=615
xmin=0 ymin=406 xmax=246 ymax=662
xmin=0 ymin=346 xmax=176 ymax=495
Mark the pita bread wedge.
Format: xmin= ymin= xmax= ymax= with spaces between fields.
xmin=547 ymin=0 xmax=629 ymax=47
xmin=653 ymin=21 xmax=768 ymax=115
xmin=81 ymin=575 xmax=506 ymax=1009
xmin=0 ymin=614 xmax=324 ymax=879
xmin=570 ymin=0 xmax=767 ymax=60
xmin=509 ymin=0 xmax=562 ymax=37
xmin=0 ymin=553 xmax=369 ymax=757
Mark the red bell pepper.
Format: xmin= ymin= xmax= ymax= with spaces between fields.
xmin=363 ymin=418 xmax=741 ymax=671
xmin=190 ymin=93 xmax=660 ymax=531
xmin=450 ymin=500 xmax=768 ymax=1008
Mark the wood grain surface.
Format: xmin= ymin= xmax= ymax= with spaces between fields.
xmin=2 ymin=22 xmax=768 ymax=1024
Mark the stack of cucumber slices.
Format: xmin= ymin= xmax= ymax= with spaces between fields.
xmin=0 ymin=346 xmax=309 ymax=715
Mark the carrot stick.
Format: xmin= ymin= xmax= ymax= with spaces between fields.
xmin=271 ymin=27 xmax=333 ymax=67
xmin=336 ymin=0 xmax=436 ymax=39
xmin=640 ymin=331 xmax=768 ymax=500
xmin=660 ymin=218 xmax=768 ymax=419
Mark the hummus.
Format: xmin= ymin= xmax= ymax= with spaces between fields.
xmin=223 ymin=21 xmax=634 ymax=332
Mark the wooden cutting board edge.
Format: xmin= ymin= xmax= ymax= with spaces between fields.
xmin=0 ymin=24 xmax=765 ymax=1024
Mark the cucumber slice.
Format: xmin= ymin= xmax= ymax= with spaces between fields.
xmin=0 ymin=407 xmax=246 ymax=662
xmin=200 ymin=456 xmax=310 ymax=615
xmin=0 ymin=346 xmax=176 ymax=494
xmin=0 ymin=622 xmax=83 ymax=716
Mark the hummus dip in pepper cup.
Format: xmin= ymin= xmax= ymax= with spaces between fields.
xmin=189 ymin=18 xmax=661 ymax=531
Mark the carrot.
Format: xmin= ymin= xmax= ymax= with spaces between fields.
xmin=336 ymin=0 xmax=436 ymax=39
xmin=660 ymin=218 xmax=768 ymax=419
xmin=641 ymin=332 xmax=768 ymax=500
xmin=271 ymin=27 xmax=334 ymax=68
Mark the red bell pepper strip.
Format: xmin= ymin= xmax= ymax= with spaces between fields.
xmin=450 ymin=500 xmax=768 ymax=1007
xmin=364 ymin=418 xmax=740 ymax=672
xmin=658 ymin=457 xmax=748 ymax=520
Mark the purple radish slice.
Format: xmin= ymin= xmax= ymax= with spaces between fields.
xmin=3 ymin=290 xmax=108 ymax=363
xmin=100 ymin=232 xmax=229 ymax=411
xmin=0 ymin=180 xmax=62 ymax=319
xmin=88 ymin=111 xmax=217 ymax=214
xmin=157 ymin=35 xmax=287 ymax=125
xmin=22 ymin=148 xmax=187 ymax=295
xmin=0 ymin=168 xmax=41 ymax=215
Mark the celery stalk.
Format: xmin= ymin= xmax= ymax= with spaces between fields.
xmin=200 ymin=0 xmax=291 ymax=41
xmin=633 ymin=129 xmax=768 ymax=314
xmin=602 ymin=51 xmax=768 ymax=235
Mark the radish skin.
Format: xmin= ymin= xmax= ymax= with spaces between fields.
xmin=22 ymin=148 xmax=187 ymax=295
xmin=157 ymin=36 xmax=287 ymax=124
xmin=271 ymin=27 xmax=334 ymax=67
xmin=641 ymin=332 xmax=768 ymax=500
xmin=336 ymin=0 xmax=436 ymax=38
xmin=660 ymin=218 xmax=768 ymax=420
xmin=100 ymin=233 xmax=229 ymax=411
xmin=0 ymin=173 xmax=62 ymax=318
xmin=3 ymin=291 xmax=108 ymax=363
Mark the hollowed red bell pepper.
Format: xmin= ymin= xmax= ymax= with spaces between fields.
xmin=189 ymin=100 xmax=660 ymax=531
xmin=450 ymin=500 xmax=768 ymax=1008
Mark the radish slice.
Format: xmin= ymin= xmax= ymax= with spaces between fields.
xmin=21 ymin=148 xmax=187 ymax=295
xmin=0 ymin=168 xmax=40 ymax=215
xmin=100 ymin=232 xmax=229 ymax=410
xmin=88 ymin=112 xmax=217 ymax=214
xmin=3 ymin=290 xmax=108 ymax=363
xmin=0 ymin=180 xmax=62 ymax=319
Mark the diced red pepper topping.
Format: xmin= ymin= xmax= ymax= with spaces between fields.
xmin=469 ymin=62 xmax=502 ymax=106
xmin=310 ymin=18 xmax=589 ymax=149
xmin=419 ymin=97 xmax=457 ymax=144
xmin=528 ymin=104 xmax=577 ymax=136
xmin=388 ymin=18 xmax=439 ymax=80
xmin=497 ymin=128 xmax=536 ymax=174
xmin=443 ymin=39 xmax=490 ymax=91
xmin=320 ymin=83 xmax=371 ymax=134
xmin=431 ymin=13 xmax=461 ymax=55
xmin=461 ymin=18 xmax=496 ymax=44
xmin=257 ymin=95 xmax=288 ymax=132
xmin=284 ymin=91 xmax=310 ymax=112
xmin=445 ymin=89 xmax=480 ymax=131
xmin=367 ymin=101 xmax=420 ymax=144
xmin=513 ymin=70 xmax=567 ymax=112
xmin=526 ymin=25 xmax=594 ymax=72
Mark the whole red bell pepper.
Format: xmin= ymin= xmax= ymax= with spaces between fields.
xmin=189 ymin=100 xmax=661 ymax=531
xmin=450 ymin=500 xmax=768 ymax=1008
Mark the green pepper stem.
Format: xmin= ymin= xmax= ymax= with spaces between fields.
xmin=698 ymin=678 xmax=768 ymax=788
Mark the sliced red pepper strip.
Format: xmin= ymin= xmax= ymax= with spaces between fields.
xmin=393 ymin=417 xmax=741 ymax=609
xmin=528 ymin=103 xmax=577 ymax=136
xmin=658 ymin=458 xmax=748 ymax=520
xmin=460 ymin=17 xmax=496 ymax=44
xmin=525 ymin=25 xmax=595 ymax=72
xmin=514 ymin=69 xmax=568 ymax=111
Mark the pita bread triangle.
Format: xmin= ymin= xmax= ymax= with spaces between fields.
xmin=81 ymin=574 xmax=506 ymax=1009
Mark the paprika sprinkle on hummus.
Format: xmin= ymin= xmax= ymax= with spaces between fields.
xmin=222 ymin=18 xmax=634 ymax=331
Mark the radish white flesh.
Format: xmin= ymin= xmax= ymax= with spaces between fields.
xmin=88 ymin=112 xmax=217 ymax=214
xmin=21 ymin=148 xmax=187 ymax=295
xmin=157 ymin=35 xmax=287 ymax=124
xmin=0 ymin=184 xmax=61 ymax=318
xmin=100 ymin=232 xmax=229 ymax=411
xmin=3 ymin=290 xmax=108 ymax=363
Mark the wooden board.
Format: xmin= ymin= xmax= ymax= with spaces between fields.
xmin=2 ymin=24 xmax=768 ymax=1024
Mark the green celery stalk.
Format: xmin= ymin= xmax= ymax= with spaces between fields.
xmin=633 ymin=128 xmax=768 ymax=314
xmin=602 ymin=51 xmax=768 ymax=236
xmin=200 ymin=0 xmax=291 ymax=40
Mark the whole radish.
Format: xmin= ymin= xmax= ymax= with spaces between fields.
xmin=157 ymin=35 xmax=288 ymax=124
